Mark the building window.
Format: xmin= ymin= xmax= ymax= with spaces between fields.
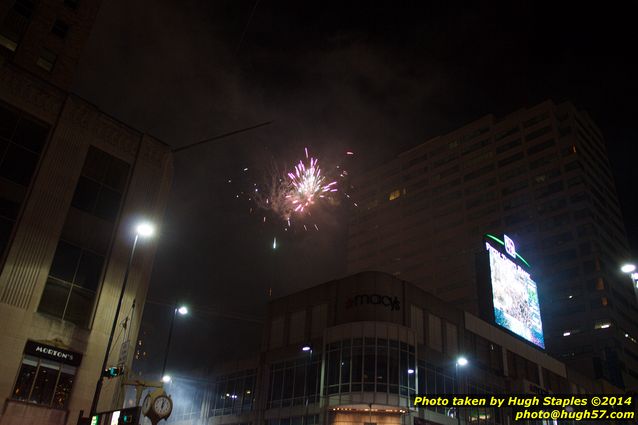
xmin=51 ymin=19 xmax=69 ymax=38
xmin=0 ymin=103 xmax=49 ymax=255
xmin=0 ymin=33 xmax=19 ymax=52
xmin=267 ymin=354 xmax=319 ymax=409
xmin=36 ymin=48 xmax=57 ymax=72
xmin=495 ymin=126 xmax=519 ymax=142
xmin=496 ymin=138 xmax=523 ymax=154
xmin=523 ymin=112 xmax=549 ymax=128
xmin=37 ymin=147 xmax=129 ymax=327
xmin=12 ymin=356 xmax=76 ymax=409
xmin=525 ymin=125 xmax=551 ymax=142
xmin=71 ymin=146 xmax=130 ymax=222
xmin=0 ymin=1 xmax=35 ymax=54
xmin=13 ymin=0 xmax=36 ymax=18
xmin=0 ymin=104 xmax=48 ymax=185
xmin=38 ymin=240 xmax=105 ymax=326
xmin=527 ymin=139 xmax=556 ymax=156
xmin=322 ymin=338 xmax=416 ymax=397
xmin=209 ymin=370 xmax=256 ymax=415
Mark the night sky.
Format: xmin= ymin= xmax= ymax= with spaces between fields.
xmin=72 ymin=1 xmax=638 ymax=377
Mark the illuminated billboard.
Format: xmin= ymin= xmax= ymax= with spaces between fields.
xmin=485 ymin=241 xmax=545 ymax=348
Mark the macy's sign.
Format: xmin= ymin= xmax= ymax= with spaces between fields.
xmin=345 ymin=294 xmax=401 ymax=311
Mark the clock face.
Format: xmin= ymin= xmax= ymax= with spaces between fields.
xmin=142 ymin=394 xmax=151 ymax=415
xmin=153 ymin=395 xmax=173 ymax=418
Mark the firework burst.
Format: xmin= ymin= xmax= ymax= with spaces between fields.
xmin=286 ymin=151 xmax=337 ymax=214
xmin=231 ymin=147 xmax=356 ymax=248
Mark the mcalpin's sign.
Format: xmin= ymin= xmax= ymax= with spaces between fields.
xmin=345 ymin=294 xmax=401 ymax=311
xmin=24 ymin=340 xmax=82 ymax=367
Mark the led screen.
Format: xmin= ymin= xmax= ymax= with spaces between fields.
xmin=486 ymin=242 xmax=545 ymax=348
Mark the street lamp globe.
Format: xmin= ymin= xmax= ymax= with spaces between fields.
xmin=136 ymin=222 xmax=155 ymax=238
xmin=456 ymin=356 xmax=469 ymax=367
xmin=177 ymin=306 xmax=189 ymax=315
xmin=162 ymin=375 xmax=172 ymax=383
xmin=301 ymin=345 xmax=312 ymax=352
xmin=621 ymin=264 xmax=636 ymax=274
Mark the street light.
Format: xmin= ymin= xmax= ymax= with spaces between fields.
xmin=455 ymin=356 xmax=469 ymax=425
xmin=162 ymin=375 xmax=172 ymax=383
xmin=161 ymin=304 xmax=189 ymax=379
xmin=136 ymin=222 xmax=155 ymax=237
xmin=621 ymin=263 xmax=638 ymax=289
xmin=90 ymin=221 xmax=156 ymax=417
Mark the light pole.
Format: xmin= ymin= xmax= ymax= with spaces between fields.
xmin=455 ymin=356 xmax=468 ymax=425
xmin=161 ymin=304 xmax=189 ymax=381
xmin=89 ymin=221 xmax=156 ymax=417
xmin=407 ymin=367 xmax=415 ymax=424
xmin=301 ymin=345 xmax=312 ymax=421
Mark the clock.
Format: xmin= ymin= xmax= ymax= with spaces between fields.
xmin=142 ymin=394 xmax=152 ymax=415
xmin=152 ymin=394 xmax=173 ymax=419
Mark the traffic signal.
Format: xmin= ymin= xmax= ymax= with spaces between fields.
xmin=117 ymin=407 xmax=140 ymax=424
xmin=102 ymin=366 xmax=124 ymax=378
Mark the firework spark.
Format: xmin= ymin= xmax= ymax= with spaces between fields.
xmin=285 ymin=152 xmax=337 ymax=214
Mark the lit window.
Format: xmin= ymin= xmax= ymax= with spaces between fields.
xmin=36 ymin=48 xmax=57 ymax=72
xmin=11 ymin=342 xmax=79 ymax=409
xmin=594 ymin=321 xmax=611 ymax=330
xmin=0 ymin=33 xmax=18 ymax=52
xmin=388 ymin=189 xmax=401 ymax=201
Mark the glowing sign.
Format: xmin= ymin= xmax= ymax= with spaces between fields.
xmin=486 ymin=242 xmax=545 ymax=348
xmin=484 ymin=234 xmax=530 ymax=268
xmin=504 ymin=234 xmax=516 ymax=258
xmin=110 ymin=411 xmax=120 ymax=425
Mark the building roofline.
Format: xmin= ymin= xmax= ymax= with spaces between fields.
xmin=2 ymin=61 xmax=173 ymax=150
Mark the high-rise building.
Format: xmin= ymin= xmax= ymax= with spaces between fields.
xmin=346 ymin=100 xmax=638 ymax=389
xmin=0 ymin=1 xmax=173 ymax=425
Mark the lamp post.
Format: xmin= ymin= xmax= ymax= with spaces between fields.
xmin=161 ymin=304 xmax=189 ymax=381
xmin=89 ymin=221 xmax=156 ymax=417
xmin=301 ymin=345 xmax=313 ymax=421
xmin=455 ymin=356 xmax=468 ymax=425
xmin=407 ymin=367 xmax=415 ymax=424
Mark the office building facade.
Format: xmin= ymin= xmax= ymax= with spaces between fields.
xmin=168 ymin=272 xmax=620 ymax=425
xmin=346 ymin=100 xmax=638 ymax=389
xmin=0 ymin=1 xmax=173 ymax=424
